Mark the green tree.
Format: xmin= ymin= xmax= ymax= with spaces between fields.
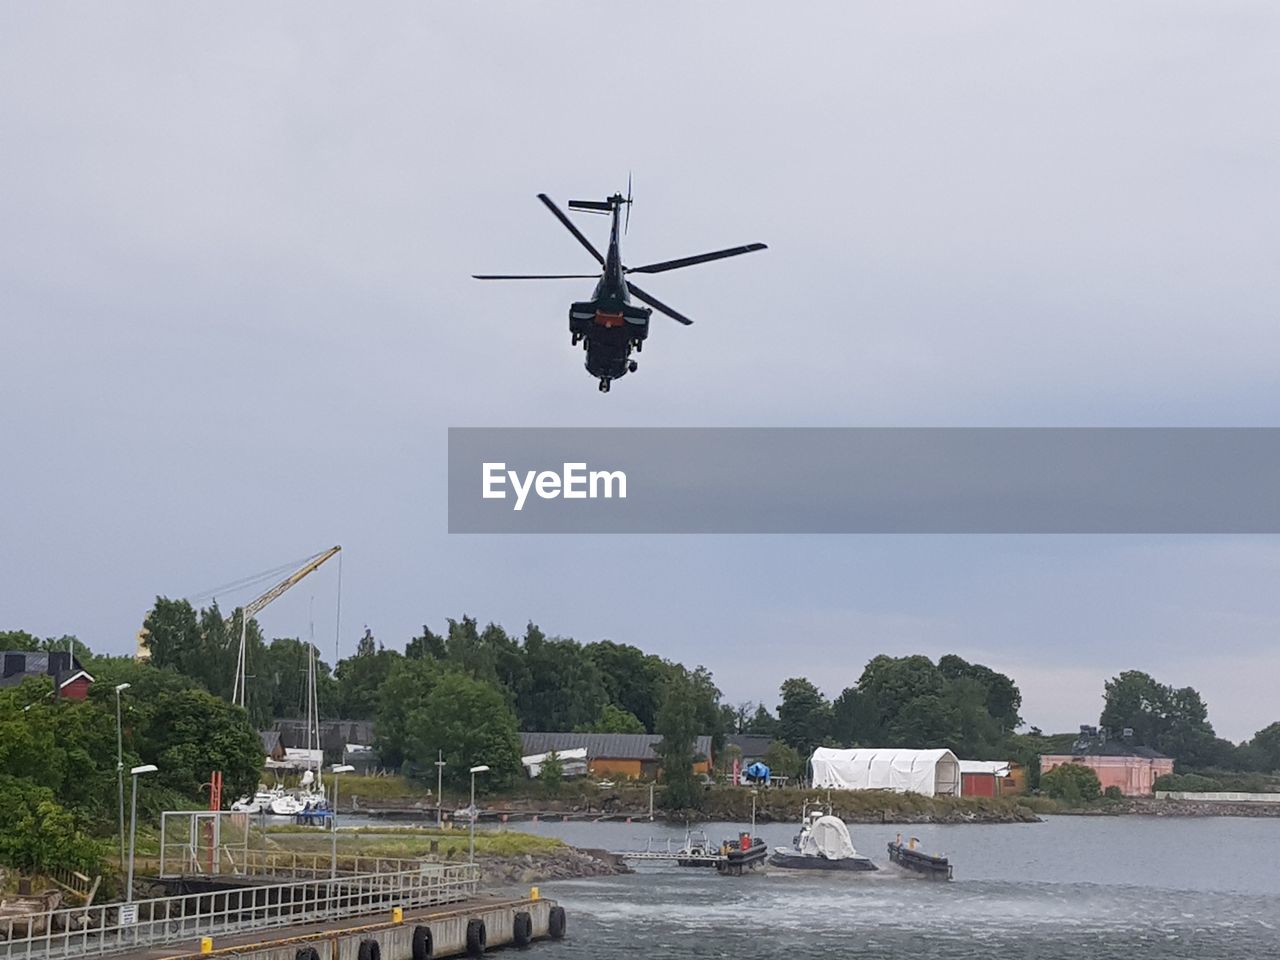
xmin=655 ymin=670 xmax=701 ymax=810
xmin=744 ymin=704 xmax=778 ymax=736
xmin=538 ymin=750 xmax=564 ymax=796
xmin=584 ymin=640 xmax=670 ymax=732
xmin=763 ymin=740 xmax=803 ymax=781
xmin=0 ymin=630 xmax=42 ymax=651
xmin=402 ymin=672 xmax=522 ymax=792
xmin=0 ymin=776 xmax=104 ymax=873
xmin=374 ymin=657 xmax=443 ymax=770
xmin=405 ymin=625 xmax=447 ymax=661
xmin=831 ymin=686 xmax=877 ymax=746
xmin=1246 ymin=722 xmax=1280 ymax=773
xmin=142 ymin=689 xmax=264 ymax=800
xmin=335 ymin=633 xmax=402 ymax=720
xmin=517 ymin=631 xmax=607 ymax=732
xmin=938 ymin=654 xmax=1022 ymax=731
xmin=1100 ymin=670 xmax=1217 ymax=767
xmin=582 ymin=703 xmax=646 ymax=734
xmin=1040 ymin=762 xmax=1102 ymax=804
xmin=777 ymin=677 xmax=832 ymax=755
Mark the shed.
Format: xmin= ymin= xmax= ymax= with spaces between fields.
xmin=958 ymin=759 xmax=1012 ymax=797
xmin=518 ymin=732 xmax=713 ymax=780
xmin=810 ymin=747 xmax=962 ymax=797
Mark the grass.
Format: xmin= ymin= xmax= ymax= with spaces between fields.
xmin=265 ymin=826 xmax=565 ymax=859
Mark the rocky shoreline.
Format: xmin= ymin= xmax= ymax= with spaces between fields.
xmin=477 ymin=846 xmax=632 ymax=888
xmin=1059 ymin=798 xmax=1280 ymax=818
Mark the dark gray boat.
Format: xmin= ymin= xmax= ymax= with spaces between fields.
xmin=768 ymin=802 xmax=878 ymax=872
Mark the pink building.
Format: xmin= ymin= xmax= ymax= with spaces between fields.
xmin=1041 ymin=752 xmax=1174 ymax=797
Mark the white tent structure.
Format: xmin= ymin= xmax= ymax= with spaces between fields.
xmin=809 ymin=747 xmax=961 ymax=797
xmin=521 ymin=747 xmax=588 ymax=778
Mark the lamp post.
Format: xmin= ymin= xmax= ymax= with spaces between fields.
xmin=114 ymin=682 xmax=131 ymax=870
xmin=435 ymin=751 xmax=446 ymax=828
xmin=127 ymin=764 xmax=158 ymax=902
xmin=330 ymin=764 xmax=355 ymax=877
xmin=468 ymin=765 xmax=489 ymax=864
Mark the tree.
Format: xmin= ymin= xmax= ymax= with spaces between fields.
xmin=744 ymin=704 xmax=778 ymax=736
xmin=141 ymin=689 xmax=264 ymax=799
xmin=1040 ymin=762 xmax=1102 ymax=804
xmin=0 ymin=776 xmax=103 ymax=873
xmin=582 ymin=703 xmax=646 ymax=734
xmin=517 ymin=632 xmax=607 ymax=732
xmin=374 ymin=657 xmax=444 ymax=770
xmin=405 ymin=625 xmax=446 ymax=661
xmin=655 ymin=670 xmax=701 ymax=810
xmin=1247 ymin=722 xmax=1280 ymax=773
xmin=857 ymin=654 xmax=945 ymax=731
xmin=584 ymin=641 xmax=670 ymax=732
xmin=402 ymin=672 xmax=522 ymax=792
xmin=777 ymin=678 xmax=832 ymax=755
xmin=0 ymin=629 xmax=41 ymax=651
xmin=1100 ymin=670 xmax=1217 ymax=767
xmin=538 ymin=750 xmax=564 ymax=796
xmin=763 ymin=740 xmax=803 ymax=781
xmin=938 ymin=654 xmax=1022 ymax=731
xmin=335 ymin=637 xmax=402 ymax=720
xmin=831 ymin=687 xmax=877 ymax=746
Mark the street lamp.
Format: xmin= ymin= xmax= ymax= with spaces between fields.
xmin=435 ymin=751 xmax=446 ymax=829
xmin=468 ymin=765 xmax=489 ymax=864
xmin=127 ymin=764 xmax=158 ymax=902
xmin=114 ymin=683 xmax=131 ymax=871
xmin=330 ymin=764 xmax=355 ymax=877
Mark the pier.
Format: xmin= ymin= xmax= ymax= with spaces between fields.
xmin=0 ymin=858 xmax=564 ymax=960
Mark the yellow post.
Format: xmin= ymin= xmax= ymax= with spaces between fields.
xmin=529 ymin=886 xmax=540 ymax=901
xmin=200 ymin=937 xmax=213 ymax=954
xmin=392 ymin=907 xmax=404 ymax=923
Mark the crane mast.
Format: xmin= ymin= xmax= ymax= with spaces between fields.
xmin=230 ymin=545 xmax=342 ymax=708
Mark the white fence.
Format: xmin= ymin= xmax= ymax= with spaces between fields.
xmin=1155 ymin=791 xmax=1280 ymax=803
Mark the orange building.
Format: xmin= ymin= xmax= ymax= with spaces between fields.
xmin=519 ymin=732 xmax=713 ymax=780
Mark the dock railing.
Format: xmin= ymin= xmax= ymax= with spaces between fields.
xmin=0 ymin=862 xmax=479 ymax=960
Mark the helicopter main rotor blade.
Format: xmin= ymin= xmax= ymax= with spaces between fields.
xmin=472 ymin=274 xmax=600 ymax=280
xmin=626 ymin=281 xmax=693 ymax=326
xmin=626 ymin=242 xmax=767 ymax=275
xmin=537 ymin=193 xmax=605 ymax=265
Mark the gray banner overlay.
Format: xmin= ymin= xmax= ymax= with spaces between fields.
xmin=448 ymin=428 xmax=1280 ymax=533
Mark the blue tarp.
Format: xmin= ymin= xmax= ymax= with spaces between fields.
xmin=744 ymin=762 xmax=771 ymax=782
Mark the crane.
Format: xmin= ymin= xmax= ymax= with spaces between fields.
xmin=229 ymin=546 xmax=342 ymax=708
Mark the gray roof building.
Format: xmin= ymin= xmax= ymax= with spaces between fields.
xmin=518 ymin=731 xmax=713 ymax=762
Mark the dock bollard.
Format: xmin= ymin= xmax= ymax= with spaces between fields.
xmin=393 ymin=907 xmax=404 ymax=923
xmin=530 ymin=886 xmax=540 ymax=901
xmin=200 ymin=938 xmax=213 ymax=954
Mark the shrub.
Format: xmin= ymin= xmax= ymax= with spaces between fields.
xmin=1103 ymin=785 xmax=1123 ymax=800
xmin=1040 ymin=762 xmax=1102 ymax=804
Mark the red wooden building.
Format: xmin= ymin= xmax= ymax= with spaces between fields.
xmin=0 ymin=650 xmax=94 ymax=700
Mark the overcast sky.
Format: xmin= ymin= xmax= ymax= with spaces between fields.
xmin=2 ymin=3 xmax=1278 ymax=741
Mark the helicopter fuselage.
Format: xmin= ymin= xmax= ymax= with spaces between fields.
xmin=569 ymin=196 xmax=651 ymax=391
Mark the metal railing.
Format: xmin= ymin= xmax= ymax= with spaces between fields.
xmin=157 ymin=848 xmax=429 ymax=880
xmin=0 ymin=862 xmax=479 ymax=960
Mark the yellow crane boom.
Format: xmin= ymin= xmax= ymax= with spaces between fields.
xmin=230 ymin=546 xmax=342 ymax=707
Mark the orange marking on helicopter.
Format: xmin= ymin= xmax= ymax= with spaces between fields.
xmin=594 ymin=311 xmax=625 ymax=327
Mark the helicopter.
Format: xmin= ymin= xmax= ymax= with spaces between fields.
xmin=473 ymin=184 xmax=767 ymax=392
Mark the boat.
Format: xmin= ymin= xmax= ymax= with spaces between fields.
xmin=887 ymin=834 xmax=953 ymax=880
xmin=675 ymin=830 xmax=716 ymax=867
xmin=768 ymin=801 xmax=877 ymax=872
xmin=716 ymin=832 xmax=769 ymax=876
xmin=231 ymin=786 xmax=284 ymax=814
xmin=269 ymin=792 xmax=306 ymax=816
